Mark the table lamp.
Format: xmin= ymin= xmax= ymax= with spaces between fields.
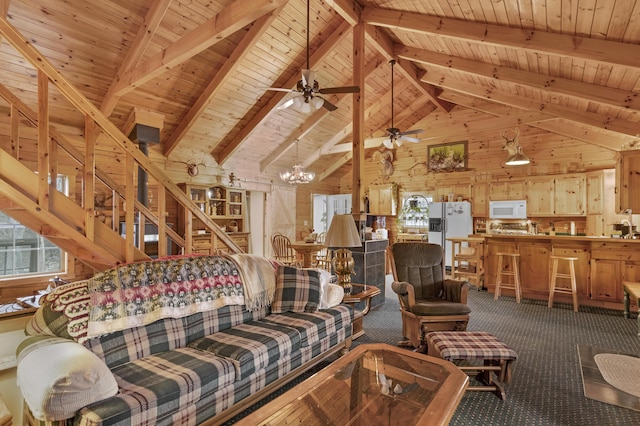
xmin=325 ymin=214 xmax=362 ymax=294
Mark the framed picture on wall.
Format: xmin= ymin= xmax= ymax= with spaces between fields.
xmin=427 ymin=141 xmax=468 ymax=172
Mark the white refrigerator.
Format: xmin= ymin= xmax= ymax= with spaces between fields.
xmin=428 ymin=201 xmax=473 ymax=268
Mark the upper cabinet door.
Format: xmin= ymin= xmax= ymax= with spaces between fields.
xmin=526 ymin=178 xmax=555 ymax=216
xmin=616 ymin=150 xmax=640 ymax=212
xmin=554 ymin=175 xmax=586 ymax=215
xmin=368 ymin=184 xmax=397 ymax=216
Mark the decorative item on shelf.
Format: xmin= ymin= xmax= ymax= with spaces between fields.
xmin=502 ymin=128 xmax=530 ymax=166
xmin=325 ymin=214 xmax=362 ymax=295
xmin=228 ymin=221 xmax=239 ymax=233
xmin=280 ymin=140 xmax=315 ymax=184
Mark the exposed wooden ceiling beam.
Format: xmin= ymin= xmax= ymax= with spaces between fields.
xmin=163 ymin=6 xmax=284 ymax=157
xmin=396 ymin=45 xmax=640 ymax=117
xmin=100 ymin=0 xmax=172 ymax=115
xmin=421 ymin=69 xmax=640 ymax=140
xmin=362 ymin=6 xmax=640 ymax=70
xmin=326 ymin=0 xmax=361 ymax=27
xmin=439 ymin=91 xmax=628 ymax=150
xmin=214 ymin=20 xmax=352 ymax=165
xmin=260 ymin=108 xmax=330 ymax=172
xmin=110 ymin=0 xmax=287 ymax=98
xmin=364 ymin=24 xmax=451 ymax=112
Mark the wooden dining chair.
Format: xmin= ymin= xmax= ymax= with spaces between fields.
xmin=271 ymin=233 xmax=299 ymax=266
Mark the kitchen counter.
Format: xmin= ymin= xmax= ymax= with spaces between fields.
xmin=481 ymin=234 xmax=640 ymax=309
xmin=483 ymin=234 xmax=640 ymax=243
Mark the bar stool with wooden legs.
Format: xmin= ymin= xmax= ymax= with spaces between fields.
xmin=548 ymin=256 xmax=579 ymax=312
xmin=494 ymin=253 xmax=522 ymax=303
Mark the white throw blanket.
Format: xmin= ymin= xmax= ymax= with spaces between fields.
xmin=229 ymin=254 xmax=277 ymax=311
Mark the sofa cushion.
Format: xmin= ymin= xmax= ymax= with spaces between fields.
xmin=77 ymin=347 xmax=235 ymax=426
xmin=188 ymin=320 xmax=301 ymax=380
xmin=83 ymin=316 xmax=189 ymax=369
xmin=271 ymin=266 xmax=320 ymax=313
xmin=260 ymin=305 xmax=353 ymax=347
xmin=184 ymin=304 xmax=268 ymax=344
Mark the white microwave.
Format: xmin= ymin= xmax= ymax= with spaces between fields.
xmin=489 ymin=200 xmax=527 ymax=219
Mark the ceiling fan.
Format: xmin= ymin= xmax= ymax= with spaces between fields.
xmin=266 ymin=0 xmax=359 ymax=113
xmin=369 ymin=59 xmax=423 ymax=148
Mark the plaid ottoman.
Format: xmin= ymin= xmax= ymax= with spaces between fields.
xmin=426 ymin=331 xmax=518 ymax=400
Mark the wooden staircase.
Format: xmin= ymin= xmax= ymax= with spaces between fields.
xmin=0 ymin=17 xmax=241 ymax=272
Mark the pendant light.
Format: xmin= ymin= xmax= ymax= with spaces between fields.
xmin=279 ymin=140 xmax=315 ymax=184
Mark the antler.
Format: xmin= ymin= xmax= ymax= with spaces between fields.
xmin=501 ymin=128 xmax=520 ymax=144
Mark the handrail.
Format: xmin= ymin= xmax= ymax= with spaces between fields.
xmin=0 ymin=17 xmax=241 ymax=264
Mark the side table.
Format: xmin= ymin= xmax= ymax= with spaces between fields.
xmin=342 ymin=283 xmax=380 ymax=339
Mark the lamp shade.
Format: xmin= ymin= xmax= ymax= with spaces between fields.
xmin=505 ymin=146 xmax=530 ymax=166
xmin=325 ymin=214 xmax=362 ymax=248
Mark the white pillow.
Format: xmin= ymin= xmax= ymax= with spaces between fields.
xmin=323 ymin=283 xmax=345 ymax=308
xmin=17 ymin=337 xmax=118 ymax=421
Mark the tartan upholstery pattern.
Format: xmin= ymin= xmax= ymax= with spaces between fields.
xmin=184 ymin=304 xmax=268 ymax=344
xmin=261 ymin=305 xmax=353 ymax=347
xmin=28 ymin=309 xmax=352 ymax=426
xmin=187 ymin=320 xmax=302 ymax=380
xmin=190 ymin=327 xmax=351 ymax=424
xmin=83 ymin=316 xmax=189 ymax=369
xmin=77 ymin=347 xmax=235 ymax=426
xmin=271 ymin=266 xmax=320 ymax=313
xmin=427 ymin=331 xmax=518 ymax=361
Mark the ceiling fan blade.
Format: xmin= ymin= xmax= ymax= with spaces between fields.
xmin=399 ymin=129 xmax=424 ymax=136
xmin=399 ymin=135 xmax=421 ymax=143
xmin=276 ymin=98 xmax=295 ymax=110
xmin=318 ymin=85 xmax=360 ymax=94
xmin=264 ymin=87 xmax=297 ymax=93
xmin=321 ymin=98 xmax=338 ymax=111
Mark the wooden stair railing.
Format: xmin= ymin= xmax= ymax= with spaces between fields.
xmin=0 ymin=17 xmax=241 ymax=268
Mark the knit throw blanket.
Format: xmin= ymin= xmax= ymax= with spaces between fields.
xmin=86 ymin=255 xmax=245 ymax=337
xmin=228 ymin=254 xmax=278 ymax=311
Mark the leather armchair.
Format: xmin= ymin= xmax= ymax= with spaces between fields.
xmin=387 ymin=242 xmax=471 ymax=351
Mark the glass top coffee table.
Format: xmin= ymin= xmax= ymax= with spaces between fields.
xmin=237 ymin=343 xmax=468 ymax=425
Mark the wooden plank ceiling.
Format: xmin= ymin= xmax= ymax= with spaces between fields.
xmin=2 ymin=0 xmax=640 ymax=185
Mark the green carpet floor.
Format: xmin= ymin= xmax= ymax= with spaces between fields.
xmin=356 ymin=285 xmax=640 ymax=425
xmin=226 ymin=282 xmax=640 ymax=425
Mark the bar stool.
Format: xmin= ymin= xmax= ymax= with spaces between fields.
xmin=548 ymin=256 xmax=578 ymax=312
xmin=494 ymin=252 xmax=522 ymax=303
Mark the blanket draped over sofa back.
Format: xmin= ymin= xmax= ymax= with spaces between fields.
xmin=27 ymin=255 xmax=278 ymax=344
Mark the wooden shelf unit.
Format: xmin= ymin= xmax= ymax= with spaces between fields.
xmin=179 ymin=184 xmax=249 ymax=253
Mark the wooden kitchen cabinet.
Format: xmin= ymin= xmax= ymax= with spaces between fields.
xmin=590 ymin=242 xmax=640 ymax=304
xmin=554 ymin=174 xmax=586 ymax=215
xmin=489 ymin=181 xmax=525 ymax=200
xmin=615 ymin=150 xmax=640 ymax=212
xmin=586 ymin=170 xmax=617 ymax=236
xmin=471 ymin=183 xmax=489 ymax=217
xmin=368 ymin=184 xmax=397 ymax=215
xmin=526 ymin=178 xmax=555 ymax=216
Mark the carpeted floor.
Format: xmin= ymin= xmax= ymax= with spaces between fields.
xmin=226 ymin=279 xmax=640 ymax=425
xmin=355 ymin=281 xmax=640 ymax=426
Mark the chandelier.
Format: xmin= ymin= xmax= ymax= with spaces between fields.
xmin=280 ymin=140 xmax=315 ymax=184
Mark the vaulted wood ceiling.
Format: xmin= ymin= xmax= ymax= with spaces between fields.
xmin=2 ymin=0 xmax=639 ymax=186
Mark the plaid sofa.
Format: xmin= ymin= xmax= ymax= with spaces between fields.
xmin=17 ymin=256 xmax=353 ymax=426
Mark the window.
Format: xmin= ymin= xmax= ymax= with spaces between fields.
xmin=400 ymin=194 xmax=431 ymax=232
xmin=0 ymin=175 xmax=67 ymax=278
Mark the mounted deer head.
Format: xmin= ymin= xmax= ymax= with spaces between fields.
xmin=502 ymin=128 xmax=521 ymax=156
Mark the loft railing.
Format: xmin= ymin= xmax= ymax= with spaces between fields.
xmin=0 ymin=17 xmax=240 ymax=267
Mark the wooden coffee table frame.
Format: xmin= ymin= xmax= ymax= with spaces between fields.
xmin=236 ymin=343 xmax=468 ymax=426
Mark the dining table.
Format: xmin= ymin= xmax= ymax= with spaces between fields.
xmin=290 ymin=241 xmax=326 ymax=268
